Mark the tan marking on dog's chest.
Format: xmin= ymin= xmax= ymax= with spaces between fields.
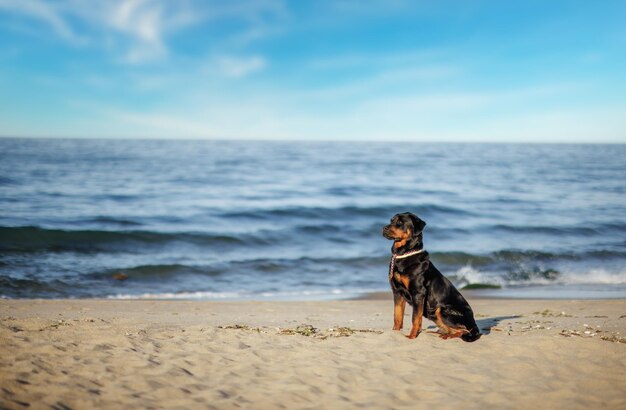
xmin=393 ymin=272 xmax=410 ymax=289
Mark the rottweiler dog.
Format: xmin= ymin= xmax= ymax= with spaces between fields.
xmin=382 ymin=212 xmax=481 ymax=342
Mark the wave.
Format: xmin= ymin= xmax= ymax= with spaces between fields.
xmin=490 ymin=221 xmax=626 ymax=235
xmin=92 ymin=264 xmax=221 ymax=279
xmin=430 ymin=252 xmax=494 ymax=266
xmin=0 ymin=276 xmax=72 ymax=298
xmin=559 ymin=269 xmax=626 ymax=285
xmin=0 ymin=226 xmax=248 ymax=252
xmin=106 ymin=288 xmax=377 ymax=301
xmin=432 ymin=249 xmax=626 ymax=268
xmin=3 ymin=258 xmax=626 ymax=299
xmin=86 ymin=251 xmax=619 ymax=283
xmin=87 ymin=216 xmax=144 ymax=227
xmin=450 ymin=265 xmax=626 ymax=287
xmin=0 ymin=176 xmax=18 ymax=186
xmin=221 ymin=203 xmax=475 ymax=220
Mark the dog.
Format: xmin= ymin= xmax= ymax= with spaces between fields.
xmin=382 ymin=212 xmax=481 ymax=341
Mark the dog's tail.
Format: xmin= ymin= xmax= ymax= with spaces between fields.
xmin=461 ymin=326 xmax=481 ymax=342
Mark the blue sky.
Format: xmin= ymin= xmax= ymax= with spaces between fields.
xmin=0 ymin=0 xmax=624 ymax=142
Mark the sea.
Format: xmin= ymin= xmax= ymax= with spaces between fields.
xmin=1 ymin=138 xmax=625 ymax=300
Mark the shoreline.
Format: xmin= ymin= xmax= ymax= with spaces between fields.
xmin=1 ymin=297 xmax=625 ymax=409
xmin=5 ymin=281 xmax=625 ymax=303
xmin=354 ymin=288 xmax=626 ymax=301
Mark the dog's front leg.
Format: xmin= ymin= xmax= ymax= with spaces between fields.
xmin=407 ymin=296 xmax=425 ymax=339
xmin=392 ymin=293 xmax=406 ymax=330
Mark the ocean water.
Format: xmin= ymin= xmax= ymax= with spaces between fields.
xmin=1 ymin=138 xmax=625 ymax=300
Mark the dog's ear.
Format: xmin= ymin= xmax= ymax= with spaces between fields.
xmin=407 ymin=213 xmax=426 ymax=234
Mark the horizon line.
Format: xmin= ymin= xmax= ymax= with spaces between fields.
xmin=1 ymin=135 xmax=624 ymax=145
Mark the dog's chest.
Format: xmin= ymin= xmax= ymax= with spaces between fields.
xmin=392 ymin=272 xmax=410 ymax=290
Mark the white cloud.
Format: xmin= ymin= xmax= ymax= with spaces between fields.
xmin=215 ymin=55 xmax=267 ymax=78
xmin=0 ymin=0 xmax=84 ymax=43
xmin=0 ymin=0 xmax=285 ymax=63
xmin=0 ymin=0 xmax=175 ymax=62
xmin=107 ymin=0 xmax=167 ymax=62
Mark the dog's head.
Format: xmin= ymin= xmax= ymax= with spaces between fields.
xmin=382 ymin=212 xmax=426 ymax=250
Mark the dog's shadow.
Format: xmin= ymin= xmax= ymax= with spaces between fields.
xmin=476 ymin=315 xmax=520 ymax=335
xmin=424 ymin=315 xmax=520 ymax=336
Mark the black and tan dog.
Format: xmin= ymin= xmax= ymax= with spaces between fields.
xmin=382 ymin=212 xmax=481 ymax=341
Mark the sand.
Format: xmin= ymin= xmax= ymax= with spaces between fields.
xmin=1 ymin=296 xmax=625 ymax=409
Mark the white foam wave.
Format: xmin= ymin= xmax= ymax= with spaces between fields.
xmin=559 ymin=269 xmax=626 ymax=285
xmin=106 ymin=288 xmax=379 ymax=301
xmin=108 ymin=291 xmax=242 ymax=300
xmin=451 ymin=265 xmax=626 ymax=287
xmin=451 ymin=265 xmax=506 ymax=287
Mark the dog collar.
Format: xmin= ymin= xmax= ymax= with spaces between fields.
xmin=389 ymin=249 xmax=426 ymax=279
xmin=394 ymin=249 xmax=426 ymax=260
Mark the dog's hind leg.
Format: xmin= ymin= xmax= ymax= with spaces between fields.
xmin=432 ymin=307 xmax=469 ymax=339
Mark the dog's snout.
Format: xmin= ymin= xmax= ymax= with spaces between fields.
xmin=382 ymin=225 xmax=393 ymax=239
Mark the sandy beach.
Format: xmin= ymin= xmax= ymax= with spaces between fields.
xmin=1 ymin=296 xmax=625 ymax=409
